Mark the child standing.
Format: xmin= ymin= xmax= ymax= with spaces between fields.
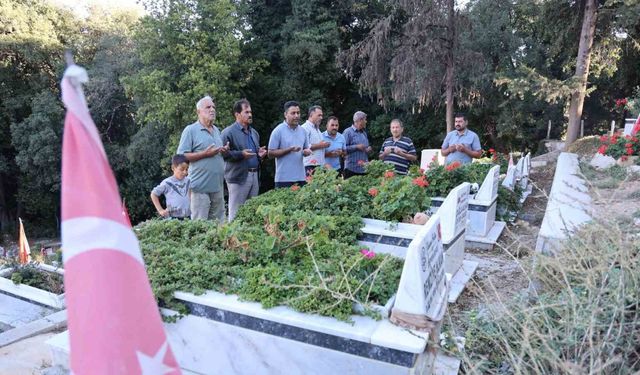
xmin=150 ymin=154 xmax=191 ymax=219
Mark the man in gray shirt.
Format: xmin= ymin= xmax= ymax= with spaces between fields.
xmin=177 ymin=96 xmax=229 ymax=222
xmin=441 ymin=113 xmax=482 ymax=165
xmin=268 ymin=101 xmax=312 ymax=188
xmin=221 ymin=99 xmax=267 ymax=221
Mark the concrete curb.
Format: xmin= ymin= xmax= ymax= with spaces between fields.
xmin=0 ymin=309 xmax=67 ymax=348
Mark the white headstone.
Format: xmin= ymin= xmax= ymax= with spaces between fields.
xmin=515 ymin=156 xmax=524 ymax=178
xmin=474 ymin=165 xmax=500 ymax=203
xmin=392 ymin=215 xmax=447 ymax=319
xmin=625 ymin=118 xmax=637 ymax=135
xmin=502 ymin=165 xmax=517 ymax=190
xmin=420 ymin=149 xmax=445 ymax=171
xmin=589 ymin=153 xmax=616 ymax=170
xmin=522 ymin=153 xmax=530 ymax=177
xmin=439 ymin=183 xmax=470 ymax=243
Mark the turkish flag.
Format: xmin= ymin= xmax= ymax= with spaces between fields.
xmin=61 ymin=64 xmax=181 ymax=374
xmin=632 ymin=114 xmax=640 ymax=136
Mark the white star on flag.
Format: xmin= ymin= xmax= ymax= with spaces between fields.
xmin=137 ymin=341 xmax=176 ymax=375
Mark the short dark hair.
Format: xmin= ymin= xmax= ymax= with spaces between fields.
xmin=327 ymin=116 xmax=339 ymax=123
xmin=390 ymin=118 xmax=403 ymax=127
xmin=454 ymin=112 xmax=467 ymax=121
xmin=233 ymin=99 xmax=251 ymax=115
xmin=308 ymin=105 xmax=322 ymax=116
xmin=284 ymin=101 xmax=300 ymax=112
xmin=172 ymin=154 xmax=189 ymax=167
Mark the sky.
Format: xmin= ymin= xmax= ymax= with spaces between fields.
xmin=49 ymin=0 xmax=146 ymax=18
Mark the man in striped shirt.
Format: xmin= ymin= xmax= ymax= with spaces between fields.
xmin=379 ymin=119 xmax=417 ymax=175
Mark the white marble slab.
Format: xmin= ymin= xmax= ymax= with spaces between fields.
xmin=466 ymin=221 xmax=506 ymax=250
xmin=392 ymin=216 xmax=447 ymax=322
xmin=443 ymin=234 xmax=465 ymax=276
xmin=361 ymin=218 xmax=421 ymax=239
xmin=447 ymin=260 xmax=479 ymax=303
xmin=174 ymin=290 xmax=395 ymax=346
xmin=0 ymin=264 xmax=65 ymax=309
xmin=358 ymin=241 xmax=408 ymax=259
xmin=370 ymin=319 xmax=430 ymax=353
xmin=474 ymin=165 xmax=500 ymax=204
xmin=536 ymin=152 xmax=592 ymax=254
xmin=420 ymin=149 xmax=445 ymax=170
xmin=0 ymin=293 xmax=54 ymax=328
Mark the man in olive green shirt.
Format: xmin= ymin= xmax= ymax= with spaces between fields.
xmin=177 ymin=96 xmax=229 ymax=222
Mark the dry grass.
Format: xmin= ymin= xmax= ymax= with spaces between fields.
xmin=460 ymin=221 xmax=640 ymax=374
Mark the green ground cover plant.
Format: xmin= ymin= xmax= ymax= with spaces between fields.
xmin=3 ymin=261 xmax=64 ymax=294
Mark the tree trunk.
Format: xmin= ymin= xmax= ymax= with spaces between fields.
xmin=445 ymin=0 xmax=455 ymax=133
xmin=566 ymin=0 xmax=598 ymax=147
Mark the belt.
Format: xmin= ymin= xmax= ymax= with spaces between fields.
xmin=247 ymin=168 xmax=258 ymax=172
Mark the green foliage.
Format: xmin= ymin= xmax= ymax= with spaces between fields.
xmin=372 ymin=174 xmax=430 ymax=222
xmin=423 ymin=162 xmax=493 ymax=197
xmin=138 ymin=218 xmax=402 ymax=322
xmin=8 ymin=262 xmax=64 ymax=294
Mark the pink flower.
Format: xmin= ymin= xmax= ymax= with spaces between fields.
xmin=291 ymin=185 xmax=300 ymax=191
xmin=360 ymin=249 xmax=376 ymax=259
xmin=368 ymin=187 xmax=379 ymax=197
xmin=412 ymin=176 xmax=429 ymax=188
xmin=419 ymin=168 xmax=425 ymax=174
xmin=384 ymin=170 xmax=395 ymax=179
xmin=445 ymin=161 xmax=461 ymax=171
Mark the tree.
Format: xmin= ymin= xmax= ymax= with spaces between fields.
xmin=566 ymin=0 xmax=598 ymax=146
xmin=338 ymin=0 xmax=476 ymax=133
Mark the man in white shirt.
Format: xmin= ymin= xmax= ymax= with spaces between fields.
xmin=301 ymin=105 xmax=330 ymax=176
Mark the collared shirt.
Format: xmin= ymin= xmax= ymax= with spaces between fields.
xmin=177 ymin=121 xmax=224 ymax=193
xmin=441 ymin=129 xmax=481 ymax=165
xmin=322 ymin=131 xmax=346 ymax=170
xmin=301 ymin=120 xmax=325 ymax=167
xmin=343 ymin=124 xmax=370 ymax=173
xmin=152 ymin=176 xmax=191 ymax=218
xmin=268 ymin=122 xmax=309 ymax=182
xmin=221 ymin=121 xmax=261 ymax=184
xmin=379 ymin=136 xmax=416 ymax=175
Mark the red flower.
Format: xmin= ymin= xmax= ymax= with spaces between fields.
xmin=291 ymin=185 xmax=300 ymax=191
xmin=384 ymin=170 xmax=395 ymax=179
xmin=626 ymin=148 xmax=633 ymax=155
xmin=357 ymin=160 xmax=365 ymax=166
xmin=445 ymin=161 xmax=461 ymax=171
xmin=626 ymin=143 xmax=633 ymax=148
xmin=616 ymin=98 xmax=628 ymax=108
xmin=419 ymin=168 xmax=425 ymax=174
xmin=489 ymin=148 xmax=495 ymax=154
xmin=412 ymin=176 xmax=429 ymax=188
xmin=597 ymin=145 xmax=608 ymax=155
xmin=368 ymin=187 xmax=379 ymax=197
xmin=600 ymin=135 xmax=608 ymax=142
xmin=621 ymin=155 xmax=628 ymax=161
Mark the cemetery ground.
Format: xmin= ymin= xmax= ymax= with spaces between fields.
xmin=2 ymin=147 xmax=640 ymax=374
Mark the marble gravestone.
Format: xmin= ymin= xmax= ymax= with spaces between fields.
xmin=502 ymin=164 xmax=517 ymax=190
xmin=420 ymin=149 xmax=445 ymax=171
xmin=392 ymin=214 xmax=447 ymax=324
xmin=468 ymin=165 xmax=500 ymax=237
xmin=438 ymin=183 xmax=470 ymax=275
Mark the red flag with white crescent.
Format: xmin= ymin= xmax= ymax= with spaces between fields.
xmin=632 ymin=114 xmax=640 ymax=136
xmin=61 ymin=64 xmax=181 ymax=374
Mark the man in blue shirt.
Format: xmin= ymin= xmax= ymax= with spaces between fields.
xmin=268 ymin=101 xmax=312 ymax=188
xmin=177 ymin=96 xmax=229 ymax=222
xmin=343 ymin=111 xmax=372 ymax=178
xmin=221 ymin=99 xmax=268 ymax=221
xmin=379 ymin=119 xmax=417 ymax=175
xmin=322 ymin=116 xmax=346 ymax=175
xmin=441 ymin=113 xmax=482 ymax=165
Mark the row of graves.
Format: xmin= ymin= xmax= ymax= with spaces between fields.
xmin=0 ymin=151 xmax=533 ymax=374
